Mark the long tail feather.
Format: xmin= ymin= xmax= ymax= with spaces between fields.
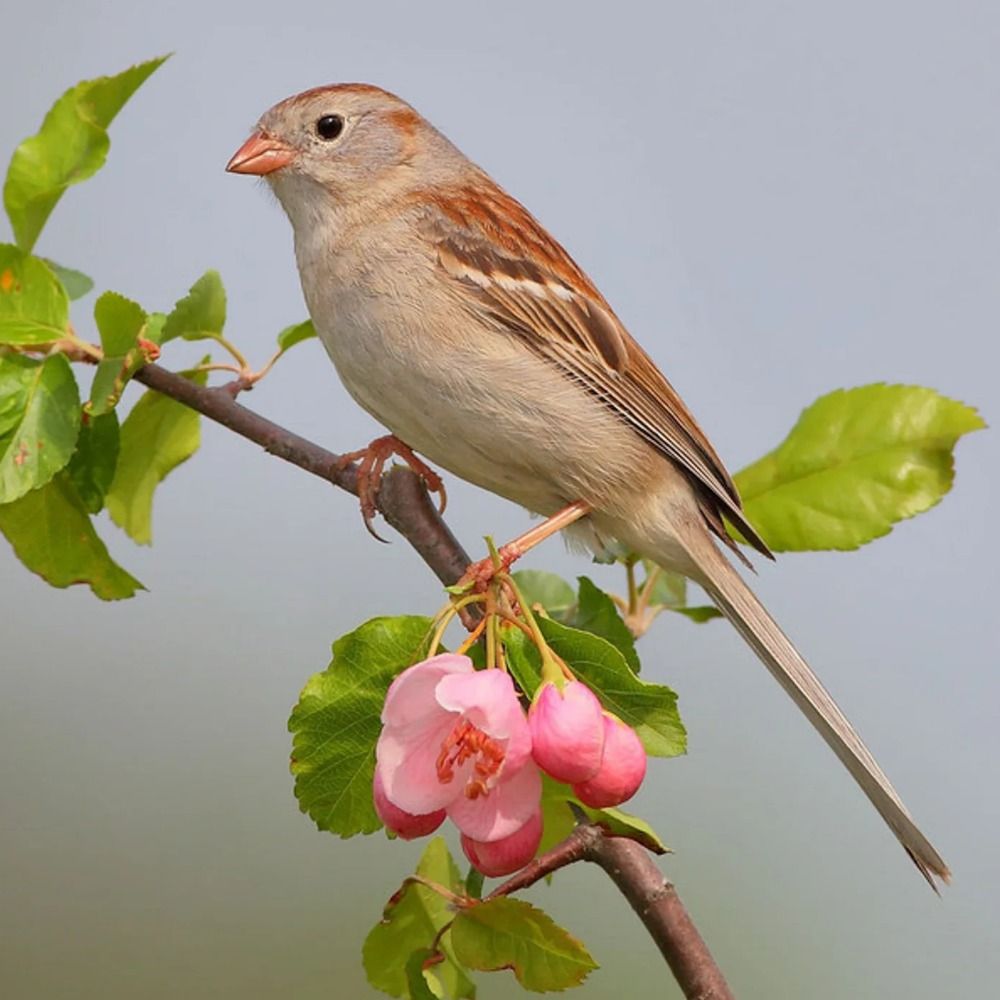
xmin=675 ymin=527 xmax=950 ymax=889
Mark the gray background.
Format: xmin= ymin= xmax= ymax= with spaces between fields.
xmin=2 ymin=1 xmax=997 ymax=997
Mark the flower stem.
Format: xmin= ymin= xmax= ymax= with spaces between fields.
xmin=428 ymin=594 xmax=485 ymax=654
xmin=206 ymin=331 xmax=250 ymax=372
xmin=500 ymin=572 xmax=569 ymax=685
xmin=399 ymin=875 xmax=469 ymax=908
xmin=456 ymin=615 xmax=488 ymax=655
xmin=486 ymin=609 xmax=498 ymax=671
xmin=625 ymin=554 xmax=640 ymax=618
xmin=484 ymin=534 xmax=503 ymax=571
xmin=639 ymin=563 xmax=662 ymax=606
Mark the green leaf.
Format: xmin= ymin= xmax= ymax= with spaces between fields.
xmin=362 ymin=837 xmax=475 ymax=999
xmin=451 ymin=898 xmax=597 ymax=992
xmin=162 ymin=271 xmax=226 ymax=343
xmin=670 ymin=605 xmax=722 ymax=624
xmin=87 ymin=292 xmax=155 ymax=415
xmin=0 ymin=471 xmax=142 ymax=599
xmin=584 ymin=803 xmax=669 ymax=853
xmin=88 ymin=360 xmax=125 ymax=417
xmin=537 ymin=777 xmax=577 ymax=857
xmin=3 ymin=57 xmax=169 ymax=253
xmin=538 ymin=775 xmax=668 ymax=857
xmin=276 ymin=318 xmax=316 ymax=352
xmin=44 ymin=261 xmax=93 ymax=300
xmin=566 ymin=577 xmax=640 ymax=673
xmin=94 ymin=290 xmax=145 ymax=356
xmin=640 ymin=561 xmax=687 ymax=608
xmin=143 ymin=312 xmax=168 ymax=346
xmin=734 ymin=384 xmax=986 ymax=552
xmin=67 ymin=411 xmax=119 ymax=513
xmin=501 ymin=625 xmax=545 ymax=701
xmin=404 ymin=951 xmax=441 ymax=1000
xmin=539 ymin=618 xmax=685 ymax=758
xmin=0 ymin=244 xmax=69 ymax=344
xmin=0 ymin=353 xmax=80 ymax=503
xmin=465 ymin=867 xmax=485 ymax=901
xmin=635 ymin=562 xmax=721 ymax=625
xmin=511 ymin=569 xmax=576 ymax=616
xmin=289 ymin=616 xmax=434 ymax=838
xmin=104 ymin=365 xmax=207 ymax=544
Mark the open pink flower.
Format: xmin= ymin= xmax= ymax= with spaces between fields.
xmin=376 ymin=654 xmax=541 ymax=843
xmin=529 ymin=679 xmax=605 ymax=783
xmin=573 ymin=713 xmax=647 ymax=808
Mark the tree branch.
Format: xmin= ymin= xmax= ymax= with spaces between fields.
xmin=132 ymin=361 xmax=734 ymax=1000
xmin=589 ymin=835 xmax=734 ymax=1000
xmin=133 ymin=364 xmax=469 ymax=587
xmin=489 ymin=824 xmax=734 ymax=1000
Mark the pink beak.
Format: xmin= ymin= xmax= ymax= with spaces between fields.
xmin=226 ymin=131 xmax=296 ymax=175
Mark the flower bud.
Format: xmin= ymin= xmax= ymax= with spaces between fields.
xmin=528 ymin=680 xmax=605 ymax=783
xmin=572 ymin=714 xmax=646 ymax=808
xmin=461 ymin=809 xmax=543 ymax=877
xmin=373 ymin=766 xmax=446 ymax=840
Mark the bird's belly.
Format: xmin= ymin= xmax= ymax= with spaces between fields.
xmin=313 ymin=304 xmax=654 ymax=518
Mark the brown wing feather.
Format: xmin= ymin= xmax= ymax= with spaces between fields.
xmin=412 ymin=179 xmax=772 ymax=560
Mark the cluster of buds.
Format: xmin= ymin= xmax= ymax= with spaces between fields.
xmin=529 ymin=678 xmax=646 ymax=809
xmin=373 ymin=647 xmax=647 ymax=877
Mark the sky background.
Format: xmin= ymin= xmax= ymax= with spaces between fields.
xmin=2 ymin=1 xmax=998 ymax=997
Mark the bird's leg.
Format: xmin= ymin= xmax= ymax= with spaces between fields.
xmin=462 ymin=500 xmax=592 ymax=591
xmin=336 ymin=434 xmax=447 ymax=541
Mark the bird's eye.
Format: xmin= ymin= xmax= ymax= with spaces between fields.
xmin=315 ymin=114 xmax=344 ymax=140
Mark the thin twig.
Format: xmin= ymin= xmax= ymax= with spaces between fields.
xmin=131 ymin=359 xmax=733 ymax=999
xmin=487 ymin=823 xmax=599 ymax=898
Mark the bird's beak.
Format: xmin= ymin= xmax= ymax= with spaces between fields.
xmin=226 ymin=131 xmax=296 ymax=175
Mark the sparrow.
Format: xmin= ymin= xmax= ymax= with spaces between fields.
xmin=227 ymin=84 xmax=948 ymax=887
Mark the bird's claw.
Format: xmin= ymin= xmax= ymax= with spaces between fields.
xmin=337 ymin=435 xmax=446 ymax=541
xmin=405 ymin=451 xmax=447 ymax=515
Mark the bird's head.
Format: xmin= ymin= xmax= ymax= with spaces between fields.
xmin=226 ymin=84 xmax=465 ymax=224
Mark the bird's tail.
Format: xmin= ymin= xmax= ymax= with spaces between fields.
xmin=674 ymin=526 xmax=950 ymax=889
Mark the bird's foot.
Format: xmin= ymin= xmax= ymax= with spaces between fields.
xmin=463 ymin=544 xmax=524 ymax=593
xmin=458 ymin=501 xmax=593 ymax=592
xmin=337 ymin=435 xmax=447 ymax=541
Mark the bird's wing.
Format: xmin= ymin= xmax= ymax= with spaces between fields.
xmin=411 ymin=181 xmax=771 ymax=560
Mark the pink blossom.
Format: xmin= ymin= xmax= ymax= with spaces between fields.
xmin=376 ymin=654 xmax=540 ymax=843
xmin=461 ymin=808 xmax=543 ymax=877
xmin=573 ymin=714 xmax=647 ymax=808
xmin=372 ymin=766 xmax=445 ymax=840
xmin=528 ymin=679 xmax=605 ymax=783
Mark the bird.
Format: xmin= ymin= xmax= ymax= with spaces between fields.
xmin=226 ymin=83 xmax=949 ymax=888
